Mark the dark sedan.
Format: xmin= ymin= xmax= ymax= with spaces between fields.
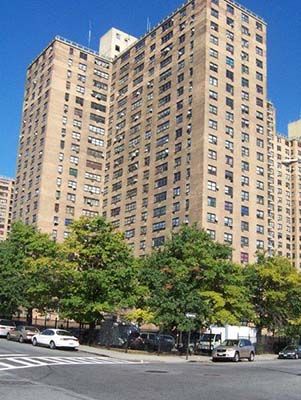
xmin=278 ymin=345 xmax=301 ymax=359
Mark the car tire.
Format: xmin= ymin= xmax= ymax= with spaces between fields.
xmin=248 ymin=352 xmax=255 ymax=362
xmin=32 ymin=338 xmax=38 ymax=346
xmin=6 ymin=333 xmax=10 ymax=341
xmin=19 ymin=336 xmax=24 ymax=343
xmin=49 ymin=341 xmax=56 ymax=350
xmin=212 ymin=357 xmax=218 ymax=362
xmin=233 ymin=352 xmax=240 ymax=362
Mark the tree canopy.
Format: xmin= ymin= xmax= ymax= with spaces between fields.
xmin=245 ymin=255 xmax=301 ymax=335
xmin=58 ymin=217 xmax=139 ymax=325
xmin=139 ymin=225 xmax=254 ymax=331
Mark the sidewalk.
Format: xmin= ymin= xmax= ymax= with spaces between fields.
xmin=79 ymin=345 xmax=278 ymax=363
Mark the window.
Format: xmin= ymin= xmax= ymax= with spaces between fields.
xmin=155 ymin=177 xmax=168 ymax=188
xmin=152 ymin=236 xmax=165 ymax=248
xmin=256 ymin=166 xmax=264 ymax=176
xmin=256 ymin=34 xmax=263 ymax=44
xmin=207 ymin=212 xmax=217 ymax=223
xmin=76 ymin=85 xmax=85 ymax=94
xmin=210 ymin=21 xmax=219 ymax=32
xmin=209 ymin=119 xmax=217 ymax=130
xmin=226 ymin=56 xmax=234 ymax=68
xmin=210 ymin=35 xmax=219 ymax=45
xmin=209 ymin=76 xmax=218 ymax=86
xmin=241 ymin=206 xmax=249 ymax=216
xmin=208 ymin=180 xmax=218 ymax=191
xmin=209 ymin=48 xmax=218 ymax=58
xmin=210 ymin=62 xmax=218 ymax=73
xmin=209 ymin=134 xmax=217 ymax=144
xmin=224 ymin=233 xmax=232 ymax=244
xmin=209 ymin=104 xmax=218 ymax=115
xmin=208 ymin=165 xmax=217 ymax=175
xmin=256 ymin=46 xmax=263 ymax=56
xmin=241 ymin=13 xmax=249 ymax=23
xmin=208 ymin=196 xmax=216 ymax=207
xmin=153 ymin=221 xmax=166 ymax=232
xmin=257 ymin=240 xmax=264 ymax=250
xmin=208 ymin=149 xmax=217 ymax=160
xmin=209 ymin=90 xmax=218 ymax=100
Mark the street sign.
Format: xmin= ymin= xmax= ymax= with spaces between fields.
xmin=185 ymin=313 xmax=196 ymax=319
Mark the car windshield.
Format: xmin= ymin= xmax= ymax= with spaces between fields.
xmin=222 ymin=339 xmax=239 ymax=346
xmin=0 ymin=320 xmax=15 ymax=326
xmin=201 ymin=333 xmax=216 ymax=341
xmin=283 ymin=345 xmax=296 ymax=351
xmin=25 ymin=326 xmax=39 ymax=332
xmin=56 ymin=330 xmax=73 ymax=336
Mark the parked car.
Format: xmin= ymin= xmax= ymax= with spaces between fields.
xmin=278 ymin=345 xmax=301 ymax=359
xmin=140 ymin=332 xmax=175 ymax=352
xmin=0 ymin=320 xmax=16 ymax=338
xmin=7 ymin=325 xmax=40 ymax=343
xmin=32 ymin=328 xmax=79 ymax=350
xmin=212 ymin=339 xmax=255 ymax=362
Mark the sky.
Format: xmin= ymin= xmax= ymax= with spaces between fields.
xmin=0 ymin=0 xmax=300 ymax=178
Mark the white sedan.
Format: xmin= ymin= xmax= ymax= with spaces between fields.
xmin=32 ymin=328 xmax=79 ymax=350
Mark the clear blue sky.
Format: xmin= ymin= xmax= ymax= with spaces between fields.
xmin=0 ymin=0 xmax=300 ymax=178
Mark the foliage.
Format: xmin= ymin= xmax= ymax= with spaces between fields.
xmin=139 ymin=225 xmax=253 ymax=331
xmin=245 ymin=255 xmax=301 ymax=334
xmin=123 ymin=308 xmax=154 ymax=326
xmin=0 ymin=222 xmax=57 ymax=318
xmin=58 ymin=217 xmax=139 ymax=325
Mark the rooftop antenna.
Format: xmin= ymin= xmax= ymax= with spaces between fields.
xmin=146 ymin=17 xmax=151 ymax=32
xmin=88 ymin=20 xmax=92 ymax=48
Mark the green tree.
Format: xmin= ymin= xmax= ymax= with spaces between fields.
xmin=245 ymin=255 xmax=301 ymax=337
xmin=0 ymin=222 xmax=57 ymax=322
xmin=59 ymin=217 xmax=139 ymax=327
xmin=139 ymin=225 xmax=253 ymax=331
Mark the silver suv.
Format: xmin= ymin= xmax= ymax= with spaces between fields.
xmin=212 ymin=339 xmax=255 ymax=362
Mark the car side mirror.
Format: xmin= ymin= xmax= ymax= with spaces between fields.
xmin=239 ymin=343 xmax=243 ymax=347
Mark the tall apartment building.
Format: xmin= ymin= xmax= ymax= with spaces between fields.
xmin=267 ymin=110 xmax=301 ymax=268
xmin=0 ymin=177 xmax=14 ymax=241
xmin=14 ymin=0 xmax=272 ymax=264
xmin=287 ymin=120 xmax=301 ymax=268
xmin=13 ymin=37 xmax=112 ymax=242
xmin=103 ymin=0 xmax=268 ymax=263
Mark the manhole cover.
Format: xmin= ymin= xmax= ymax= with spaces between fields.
xmin=145 ymin=370 xmax=168 ymax=374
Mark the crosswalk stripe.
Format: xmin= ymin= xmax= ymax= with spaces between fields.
xmin=0 ymin=356 xmax=139 ymax=371
xmin=0 ymin=361 xmax=15 ymax=369
xmin=8 ymin=358 xmax=46 ymax=366
xmin=41 ymin=357 xmax=82 ymax=364
xmin=0 ymin=354 xmax=28 ymax=357
xmin=6 ymin=358 xmax=37 ymax=367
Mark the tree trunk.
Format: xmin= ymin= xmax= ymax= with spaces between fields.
xmin=88 ymin=321 xmax=96 ymax=346
xmin=27 ymin=308 xmax=33 ymax=325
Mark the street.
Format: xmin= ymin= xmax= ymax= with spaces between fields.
xmin=0 ymin=339 xmax=301 ymax=400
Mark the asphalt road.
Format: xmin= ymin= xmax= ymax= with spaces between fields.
xmin=0 ymin=339 xmax=301 ymax=400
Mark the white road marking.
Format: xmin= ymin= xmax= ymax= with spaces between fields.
xmin=0 ymin=354 xmax=29 ymax=357
xmin=0 ymin=361 xmax=15 ymax=369
xmin=0 ymin=356 xmax=139 ymax=371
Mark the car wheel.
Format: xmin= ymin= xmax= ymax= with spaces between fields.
xmin=233 ymin=352 xmax=240 ymax=362
xmin=6 ymin=333 xmax=10 ymax=340
xmin=212 ymin=357 xmax=218 ymax=362
xmin=248 ymin=352 xmax=255 ymax=362
xmin=19 ymin=335 xmax=24 ymax=343
xmin=49 ymin=341 xmax=56 ymax=350
xmin=32 ymin=338 xmax=38 ymax=346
